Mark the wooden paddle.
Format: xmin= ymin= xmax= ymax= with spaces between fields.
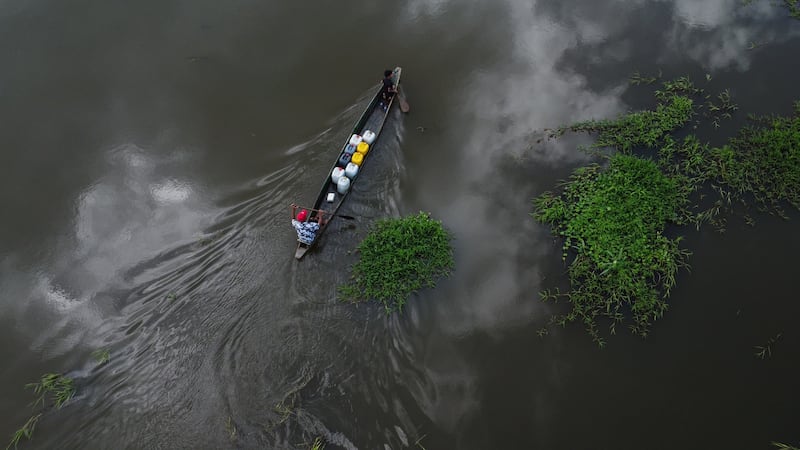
xmin=297 ymin=205 xmax=356 ymax=221
xmin=326 ymin=213 xmax=356 ymax=220
xmin=397 ymin=84 xmax=410 ymax=113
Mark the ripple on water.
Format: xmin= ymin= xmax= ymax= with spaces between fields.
xmin=15 ymin=84 xmax=416 ymax=449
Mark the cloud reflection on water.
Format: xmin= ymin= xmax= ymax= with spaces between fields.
xmin=396 ymin=0 xmax=799 ymax=443
xmin=667 ymin=0 xmax=800 ymax=70
xmin=73 ymin=144 xmax=210 ymax=300
xmin=1 ymin=0 xmax=797 ymax=446
xmin=5 ymin=142 xmax=213 ymax=357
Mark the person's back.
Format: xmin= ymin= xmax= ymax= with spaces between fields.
xmin=380 ymin=69 xmax=396 ymax=108
xmin=291 ymin=204 xmax=324 ymax=244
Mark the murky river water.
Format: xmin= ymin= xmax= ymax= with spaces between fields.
xmin=1 ymin=0 xmax=799 ymax=448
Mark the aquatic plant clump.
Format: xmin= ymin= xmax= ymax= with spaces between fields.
xmin=340 ymin=212 xmax=454 ymax=313
xmin=659 ymin=108 xmax=800 ymax=219
xmin=551 ymin=77 xmax=702 ymax=153
xmin=6 ymin=414 xmax=41 ymax=450
xmin=26 ymin=373 xmax=75 ymax=409
xmin=533 ymin=76 xmax=798 ymax=345
xmin=781 ymin=0 xmax=800 ymax=18
xmin=568 ymin=95 xmax=694 ymax=152
xmin=7 ymin=373 xmax=76 ymax=449
xmin=710 ymin=113 xmax=800 ymax=211
xmin=534 ymin=154 xmax=692 ymax=344
xmin=91 ymin=349 xmax=110 ymax=365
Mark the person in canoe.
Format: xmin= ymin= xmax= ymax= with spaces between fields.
xmin=380 ymin=69 xmax=396 ymax=110
xmin=291 ymin=203 xmax=326 ymax=244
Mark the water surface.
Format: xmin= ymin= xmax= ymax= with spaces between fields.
xmin=1 ymin=0 xmax=799 ymax=448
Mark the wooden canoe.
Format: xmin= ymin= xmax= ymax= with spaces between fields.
xmin=294 ymin=67 xmax=402 ymax=260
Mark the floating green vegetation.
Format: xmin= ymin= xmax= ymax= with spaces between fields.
xmin=6 ymin=373 xmax=75 ymax=449
xmin=551 ymin=76 xmax=699 ymax=152
xmin=783 ymin=0 xmax=800 ymax=18
xmin=310 ymin=437 xmax=325 ymax=450
xmin=273 ymin=399 xmax=295 ymax=424
xmin=658 ymin=106 xmax=800 ymax=220
xmin=26 ymin=373 xmax=75 ymax=409
xmin=339 ymin=212 xmax=454 ymax=313
xmin=555 ymin=95 xmax=693 ymax=152
xmin=742 ymin=0 xmax=800 ymax=19
xmin=629 ymin=69 xmax=661 ymax=86
xmin=534 ymin=75 xmax=799 ymax=345
xmin=656 ymin=135 xmax=728 ymax=228
xmin=534 ymin=154 xmax=692 ymax=345
xmin=6 ymin=414 xmax=40 ymax=450
xmin=709 ymin=112 xmax=800 ymax=211
xmin=224 ymin=416 xmax=237 ymax=442
xmin=91 ymin=349 xmax=110 ymax=365
xmin=773 ymin=442 xmax=800 ymax=450
xmin=704 ymin=88 xmax=738 ymax=128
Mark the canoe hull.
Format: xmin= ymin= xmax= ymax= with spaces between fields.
xmin=294 ymin=67 xmax=402 ymax=260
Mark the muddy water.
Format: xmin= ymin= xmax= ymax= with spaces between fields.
xmin=1 ymin=0 xmax=798 ymax=448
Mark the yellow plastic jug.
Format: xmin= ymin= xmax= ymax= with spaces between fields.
xmin=351 ymin=151 xmax=364 ymax=166
xmin=356 ymin=141 xmax=369 ymax=155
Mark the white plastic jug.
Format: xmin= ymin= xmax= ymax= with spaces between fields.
xmin=337 ymin=176 xmax=351 ymax=194
xmin=331 ymin=166 xmax=344 ymax=184
xmin=349 ymin=134 xmax=362 ymax=146
xmin=362 ymin=130 xmax=376 ymax=145
xmin=345 ymin=162 xmax=359 ymax=179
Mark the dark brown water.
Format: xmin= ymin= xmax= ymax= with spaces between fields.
xmin=1 ymin=0 xmax=799 ymax=448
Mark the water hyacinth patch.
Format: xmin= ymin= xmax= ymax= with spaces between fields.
xmin=567 ymin=95 xmax=695 ymax=152
xmin=534 ymin=74 xmax=800 ymax=345
xmin=549 ymin=76 xmax=701 ymax=153
xmin=658 ymin=107 xmax=800 ymax=221
xmin=702 ymin=112 xmax=800 ymax=213
xmin=534 ymin=154 xmax=692 ymax=345
xmin=339 ymin=212 xmax=454 ymax=313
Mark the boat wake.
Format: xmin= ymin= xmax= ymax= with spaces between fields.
xmin=15 ymin=93 xmax=415 ymax=449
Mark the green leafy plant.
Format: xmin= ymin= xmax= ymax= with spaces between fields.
xmin=7 ymin=374 xmax=75 ymax=449
xmin=91 ymin=349 xmax=110 ymax=365
xmin=310 ymin=437 xmax=325 ymax=450
xmin=659 ymin=109 xmax=800 ymax=218
xmin=534 ymin=154 xmax=692 ymax=345
xmin=743 ymin=0 xmax=800 ymax=18
xmin=713 ymin=113 xmax=800 ymax=211
xmin=629 ymin=70 xmax=660 ymax=86
xmin=26 ymin=373 xmax=75 ymax=409
xmin=6 ymin=414 xmax=41 ymax=450
xmin=551 ymin=78 xmax=699 ymax=152
xmin=224 ymin=416 xmax=236 ymax=441
xmin=535 ymin=74 xmax=800 ymax=344
xmin=273 ymin=400 xmax=294 ymax=424
xmin=339 ymin=212 xmax=454 ymax=313
xmin=784 ymin=0 xmax=800 ymax=18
